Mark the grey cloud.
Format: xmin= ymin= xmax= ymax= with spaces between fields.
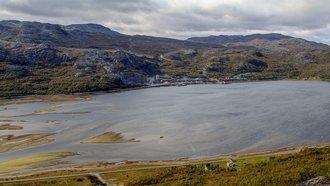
xmin=0 ymin=0 xmax=329 ymax=44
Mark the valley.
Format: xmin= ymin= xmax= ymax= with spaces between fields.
xmin=0 ymin=21 xmax=329 ymax=97
xmin=0 ymin=20 xmax=329 ymax=185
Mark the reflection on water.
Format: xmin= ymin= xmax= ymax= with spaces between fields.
xmin=0 ymin=80 xmax=329 ymax=163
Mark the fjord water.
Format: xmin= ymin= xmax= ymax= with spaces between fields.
xmin=0 ymin=81 xmax=329 ymax=163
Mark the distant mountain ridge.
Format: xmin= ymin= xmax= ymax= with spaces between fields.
xmin=186 ymin=33 xmax=293 ymax=44
xmin=0 ymin=20 xmax=220 ymax=55
xmin=64 ymin=23 xmax=121 ymax=35
xmin=0 ymin=20 xmax=329 ymax=97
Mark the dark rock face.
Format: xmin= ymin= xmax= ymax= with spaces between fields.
xmin=235 ymin=59 xmax=268 ymax=73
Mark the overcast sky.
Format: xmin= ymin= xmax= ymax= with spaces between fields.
xmin=0 ymin=0 xmax=329 ymax=44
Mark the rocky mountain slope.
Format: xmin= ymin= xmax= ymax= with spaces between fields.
xmin=0 ymin=20 xmax=329 ymax=97
xmin=0 ymin=20 xmax=219 ymax=55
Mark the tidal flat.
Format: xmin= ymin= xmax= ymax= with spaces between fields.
xmin=0 ymin=80 xmax=329 ymax=166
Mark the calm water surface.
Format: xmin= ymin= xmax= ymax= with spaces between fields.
xmin=0 ymin=80 xmax=329 ymax=163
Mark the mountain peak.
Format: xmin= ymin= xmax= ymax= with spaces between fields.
xmin=64 ymin=23 xmax=120 ymax=35
xmin=0 ymin=20 xmax=121 ymax=36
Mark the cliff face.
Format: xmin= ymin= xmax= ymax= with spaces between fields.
xmin=0 ymin=20 xmax=329 ymax=97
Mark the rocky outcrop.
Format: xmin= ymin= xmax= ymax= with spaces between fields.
xmin=235 ymin=59 xmax=268 ymax=73
xmin=102 ymin=51 xmax=160 ymax=86
xmin=1 ymin=42 xmax=70 ymax=66
xmin=108 ymin=51 xmax=159 ymax=75
xmin=297 ymin=176 xmax=330 ymax=186
xmin=74 ymin=50 xmax=160 ymax=86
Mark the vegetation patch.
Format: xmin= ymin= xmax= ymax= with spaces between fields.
xmin=81 ymin=132 xmax=139 ymax=144
xmin=0 ymin=152 xmax=76 ymax=173
xmin=0 ymin=133 xmax=54 ymax=153
xmin=0 ymin=124 xmax=23 ymax=130
xmin=0 ymin=64 xmax=116 ymax=97
xmin=102 ymin=147 xmax=330 ymax=186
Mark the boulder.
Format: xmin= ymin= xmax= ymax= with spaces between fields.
xmin=297 ymin=176 xmax=329 ymax=186
xmin=226 ymin=159 xmax=237 ymax=171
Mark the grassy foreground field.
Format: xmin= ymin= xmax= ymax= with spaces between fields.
xmin=101 ymin=147 xmax=330 ymax=185
xmin=0 ymin=146 xmax=329 ymax=185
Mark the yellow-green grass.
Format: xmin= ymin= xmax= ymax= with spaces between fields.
xmin=81 ymin=132 xmax=139 ymax=144
xmin=101 ymin=147 xmax=330 ymax=186
xmin=0 ymin=152 xmax=76 ymax=173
